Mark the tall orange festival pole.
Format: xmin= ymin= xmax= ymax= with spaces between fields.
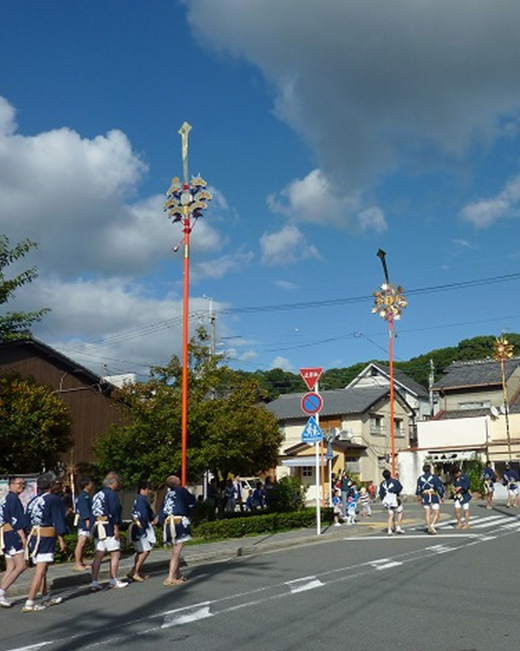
xmin=164 ymin=122 xmax=212 ymax=486
xmin=373 ymin=250 xmax=407 ymax=478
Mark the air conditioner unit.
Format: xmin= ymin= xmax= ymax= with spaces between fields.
xmin=338 ymin=430 xmax=353 ymax=441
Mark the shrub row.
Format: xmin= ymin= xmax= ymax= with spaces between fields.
xmin=0 ymin=508 xmax=332 ymax=570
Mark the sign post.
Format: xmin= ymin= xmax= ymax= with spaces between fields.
xmin=300 ymin=367 xmax=324 ymax=536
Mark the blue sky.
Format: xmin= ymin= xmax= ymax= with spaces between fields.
xmin=2 ymin=0 xmax=520 ymax=381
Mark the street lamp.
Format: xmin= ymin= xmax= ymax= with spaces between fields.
xmin=493 ymin=335 xmax=514 ymax=460
xmin=164 ymin=122 xmax=212 ymax=486
xmin=372 ymin=249 xmax=407 ymax=477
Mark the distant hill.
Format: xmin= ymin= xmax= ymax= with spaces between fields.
xmin=250 ymin=334 xmax=520 ymax=400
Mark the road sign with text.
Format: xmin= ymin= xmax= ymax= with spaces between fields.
xmin=299 ymin=367 xmax=324 ymax=391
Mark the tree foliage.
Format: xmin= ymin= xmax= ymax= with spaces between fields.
xmin=94 ymin=329 xmax=283 ymax=487
xmin=0 ymin=235 xmax=50 ymax=340
xmin=0 ymin=374 xmax=73 ymax=474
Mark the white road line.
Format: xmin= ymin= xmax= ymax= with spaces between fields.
xmin=371 ymin=558 xmax=403 ymax=570
xmin=344 ymin=534 xmax=478 ymax=540
xmin=162 ymin=606 xmax=212 ymax=628
xmin=286 ymin=576 xmax=324 ymax=593
xmin=425 ymin=544 xmax=455 ymax=554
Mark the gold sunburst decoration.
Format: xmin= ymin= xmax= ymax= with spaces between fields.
xmin=494 ymin=335 xmax=514 ymax=361
xmin=372 ymin=283 xmax=408 ymax=321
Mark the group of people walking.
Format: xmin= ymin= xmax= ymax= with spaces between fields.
xmin=379 ymin=461 xmax=519 ymax=536
xmin=0 ymin=470 xmax=195 ymax=612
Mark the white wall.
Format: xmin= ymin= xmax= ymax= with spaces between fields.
xmin=417 ymin=416 xmax=488 ymax=448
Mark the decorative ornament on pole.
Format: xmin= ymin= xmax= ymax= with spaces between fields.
xmin=163 ymin=122 xmax=212 ymax=486
xmin=372 ymin=250 xmax=407 ymax=477
xmin=493 ymin=334 xmax=514 ymax=460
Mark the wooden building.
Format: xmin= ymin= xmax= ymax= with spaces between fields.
xmin=0 ymin=338 xmax=125 ymax=467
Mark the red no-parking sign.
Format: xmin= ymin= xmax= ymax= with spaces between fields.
xmin=301 ymin=392 xmax=323 ymax=416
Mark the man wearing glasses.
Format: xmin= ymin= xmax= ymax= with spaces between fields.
xmin=0 ymin=477 xmax=28 ymax=608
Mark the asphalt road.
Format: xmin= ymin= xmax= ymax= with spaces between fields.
xmin=2 ymin=511 xmax=519 ymax=651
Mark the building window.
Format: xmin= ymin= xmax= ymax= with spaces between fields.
xmin=458 ymin=400 xmax=491 ymax=410
xmin=302 ymin=466 xmax=313 ymax=478
xmin=394 ymin=418 xmax=404 ymax=437
xmin=370 ymin=414 xmax=385 ymax=435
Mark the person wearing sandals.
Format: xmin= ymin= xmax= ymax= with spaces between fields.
xmin=159 ymin=475 xmax=196 ymax=587
xmin=90 ymin=472 xmax=128 ymax=591
xmin=452 ymin=467 xmax=472 ymax=529
xmin=0 ymin=476 xmax=28 ymax=608
xmin=127 ymin=480 xmax=157 ymax=582
xmin=72 ymin=476 xmax=94 ymax=572
xmin=22 ymin=472 xmax=67 ymax=612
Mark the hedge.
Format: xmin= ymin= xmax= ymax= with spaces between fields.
xmin=0 ymin=508 xmax=333 ymax=570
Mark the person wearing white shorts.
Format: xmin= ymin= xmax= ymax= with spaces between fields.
xmin=127 ymin=480 xmax=157 ymax=582
xmin=502 ymin=463 xmax=519 ymax=508
xmin=23 ymin=472 xmax=67 ymax=612
xmin=416 ymin=464 xmax=445 ymax=535
xmin=159 ymin=475 xmax=196 ymax=586
xmin=452 ymin=467 xmax=472 ymax=529
xmin=72 ymin=477 xmax=95 ymax=572
xmin=90 ymin=473 xmax=128 ymax=591
xmin=0 ymin=476 xmax=28 ymax=608
xmin=379 ymin=469 xmax=404 ymax=536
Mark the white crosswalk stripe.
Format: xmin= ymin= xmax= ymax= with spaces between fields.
xmin=436 ymin=513 xmax=520 ymax=530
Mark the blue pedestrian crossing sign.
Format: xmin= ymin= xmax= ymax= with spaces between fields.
xmin=301 ymin=416 xmax=324 ymax=443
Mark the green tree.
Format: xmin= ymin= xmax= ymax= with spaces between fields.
xmin=0 ymin=374 xmax=73 ymax=473
xmin=94 ymin=329 xmax=283 ymax=487
xmin=0 ymin=235 xmax=50 ymax=340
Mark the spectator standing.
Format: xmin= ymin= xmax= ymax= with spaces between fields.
xmin=340 ymin=470 xmax=350 ymax=518
xmin=332 ymin=489 xmax=342 ymax=526
xmin=224 ymin=479 xmax=236 ymax=512
xmin=359 ymin=487 xmax=372 ymax=518
xmin=346 ymin=482 xmax=359 ymax=525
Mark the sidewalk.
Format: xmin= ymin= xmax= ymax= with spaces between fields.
xmin=4 ymin=502 xmax=441 ymax=598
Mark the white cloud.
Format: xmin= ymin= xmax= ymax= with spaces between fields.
xmin=16 ymin=275 xmax=229 ymax=377
xmin=267 ymin=168 xmax=386 ymax=233
xmin=191 ymin=250 xmax=255 ymax=282
xmin=460 ymin=175 xmax=520 ymax=228
xmin=357 ymin=207 xmax=387 ymax=234
xmin=260 ymin=224 xmax=321 ymax=266
xmin=0 ymin=96 xmax=229 ymax=278
xmin=271 ymin=356 xmax=294 ymax=372
xmin=187 ymin=0 xmax=520 ymax=192
xmin=274 ymin=279 xmax=299 ymax=291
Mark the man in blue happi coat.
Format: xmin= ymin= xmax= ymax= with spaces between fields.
xmin=482 ymin=461 xmax=497 ymax=510
xmin=72 ymin=476 xmax=94 ymax=571
xmin=502 ymin=463 xmax=519 ymax=509
xmin=379 ymin=469 xmax=404 ymax=536
xmin=158 ymin=475 xmax=195 ymax=586
xmin=23 ymin=472 xmax=67 ymax=612
xmin=90 ymin=472 xmax=127 ymax=591
xmin=416 ymin=463 xmax=445 ymax=535
xmin=452 ymin=467 xmax=472 ymax=529
xmin=0 ymin=476 xmax=28 ymax=608
xmin=127 ymin=480 xmax=157 ymax=582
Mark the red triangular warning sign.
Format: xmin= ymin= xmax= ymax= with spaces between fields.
xmin=299 ymin=367 xmax=324 ymax=391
